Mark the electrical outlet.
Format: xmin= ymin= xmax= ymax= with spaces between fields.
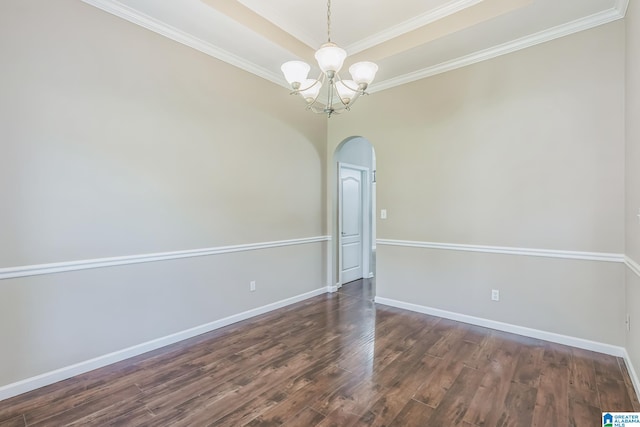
xmin=380 ymin=209 xmax=387 ymax=219
xmin=491 ymin=289 xmax=500 ymax=301
xmin=250 ymin=281 xmax=256 ymax=292
xmin=627 ymin=313 xmax=631 ymax=332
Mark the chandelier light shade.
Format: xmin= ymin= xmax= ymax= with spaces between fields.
xmin=281 ymin=0 xmax=378 ymax=117
xmin=314 ymin=43 xmax=347 ymax=74
xmin=349 ymin=62 xmax=379 ymax=86
xmin=335 ymin=80 xmax=357 ymax=104
xmin=281 ymin=61 xmax=310 ymax=89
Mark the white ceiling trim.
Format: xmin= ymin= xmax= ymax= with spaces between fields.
xmin=344 ymin=0 xmax=484 ymax=55
xmin=81 ymin=0 xmax=287 ymax=87
xmin=371 ymin=0 xmax=629 ymax=93
xmin=82 ymin=0 xmax=628 ymax=95
xmin=615 ymin=0 xmax=630 ymax=15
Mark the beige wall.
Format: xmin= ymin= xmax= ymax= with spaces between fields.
xmin=626 ymin=0 xmax=640 ymax=379
xmin=0 ymin=1 xmax=327 ymax=267
xmin=329 ymin=22 xmax=626 ymax=344
xmin=379 ymin=245 xmax=624 ymax=344
xmin=0 ymin=0 xmax=327 ymax=387
xmin=0 ymin=0 xmax=635 ymax=397
xmin=0 ymin=244 xmax=326 ymax=386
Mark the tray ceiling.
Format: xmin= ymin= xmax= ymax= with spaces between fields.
xmin=82 ymin=0 xmax=627 ymax=92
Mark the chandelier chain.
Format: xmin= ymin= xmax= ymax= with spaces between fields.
xmin=327 ymin=0 xmax=331 ymax=42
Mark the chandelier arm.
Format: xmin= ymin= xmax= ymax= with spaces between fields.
xmin=339 ymin=80 xmax=366 ymax=95
xmin=306 ymin=104 xmax=326 ymax=114
xmin=293 ymin=76 xmax=322 ymax=95
xmin=330 ymin=73 xmax=360 ymax=109
xmin=333 ymin=73 xmax=367 ymax=95
xmin=350 ymin=92 xmax=362 ymax=105
xmin=335 ymin=92 xmax=350 ymax=109
xmin=306 ymin=104 xmax=340 ymax=116
xmin=309 ymin=73 xmax=326 ymax=107
xmin=307 ymin=99 xmax=325 ymax=111
xmin=328 ymin=103 xmax=349 ymax=113
xmin=296 ymin=73 xmax=326 ymax=108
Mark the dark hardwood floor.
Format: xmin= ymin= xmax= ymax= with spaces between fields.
xmin=1 ymin=279 xmax=638 ymax=426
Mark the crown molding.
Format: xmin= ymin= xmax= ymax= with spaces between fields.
xmin=81 ymin=0 xmax=288 ymax=88
xmin=344 ymin=0 xmax=483 ymax=55
xmin=0 ymin=236 xmax=330 ymax=281
xmin=82 ymin=0 xmax=628 ymax=96
xmin=616 ymin=0 xmax=630 ymax=16
xmin=371 ymin=1 xmax=628 ymax=93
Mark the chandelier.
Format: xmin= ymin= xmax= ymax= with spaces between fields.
xmin=280 ymin=0 xmax=378 ymax=117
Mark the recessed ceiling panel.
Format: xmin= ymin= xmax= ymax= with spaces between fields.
xmin=236 ymin=0 xmax=458 ymax=49
xmin=371 ymin=0 xmax=619 ymax=84
xmin=83 ymin=0 xmax=626 ymax=93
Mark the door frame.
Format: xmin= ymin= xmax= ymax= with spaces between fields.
xmin=337 ymin=162 xmax=371 ymax=287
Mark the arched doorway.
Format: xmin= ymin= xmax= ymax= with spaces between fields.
xmin=332 ymin=137 xmax=376 ymax=291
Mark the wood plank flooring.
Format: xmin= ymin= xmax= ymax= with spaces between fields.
xmin=0 ymin=279 xmax=638 ymax=426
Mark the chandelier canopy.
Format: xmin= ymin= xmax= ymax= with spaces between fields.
xmin=281 ymin=0 xmax=378 ymax=117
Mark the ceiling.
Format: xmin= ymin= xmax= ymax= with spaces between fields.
xmin=82 ymin=0 xmax=627 ymax=93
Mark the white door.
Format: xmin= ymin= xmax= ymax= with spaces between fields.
xmin=339 ymin=165 xmax=365 ymax=284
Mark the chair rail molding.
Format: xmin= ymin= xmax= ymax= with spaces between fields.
xmin=0 ymin=236 xmax=331 ymax=280
xmin=377 ymin=238 xmax=624 ymax=263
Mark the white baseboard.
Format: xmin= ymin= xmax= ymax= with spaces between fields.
xmin=0 ymin=287 xmax=329 ymax=402
xmin=375 ymin=297 xmax=626 ymax=357
xmin=4 ymin=289 xmax=633 ymax=403
xmin=623 ymin=349 xmax=640 ymax=401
